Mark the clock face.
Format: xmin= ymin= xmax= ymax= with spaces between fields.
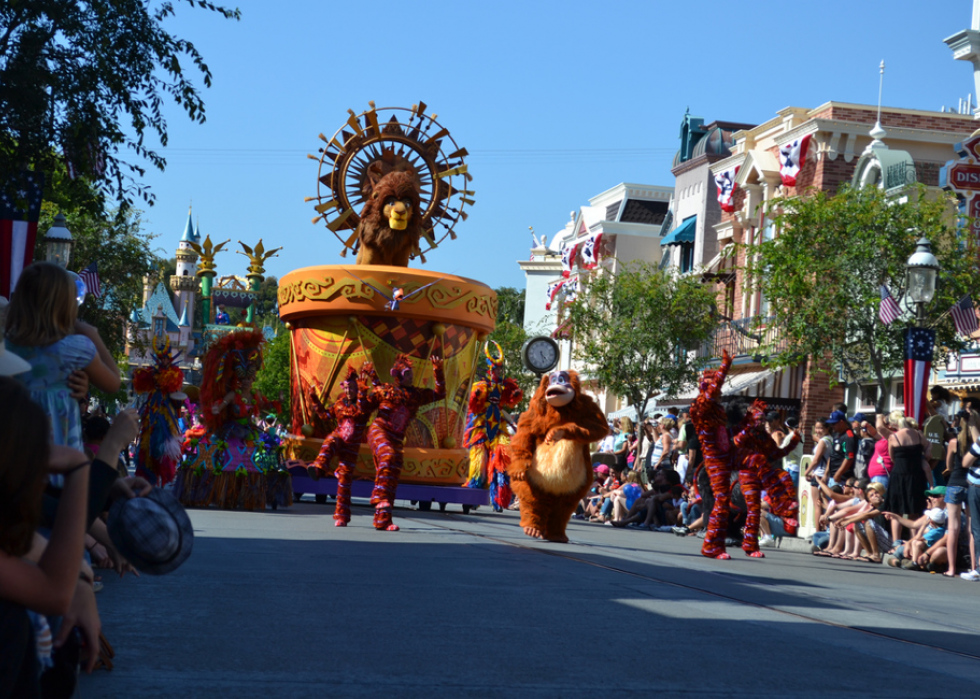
xmin=524 ymin=336 xmax=559 ymax=373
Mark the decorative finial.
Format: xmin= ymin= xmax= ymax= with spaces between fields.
xmin=870 ymin=60 xmax=887 ymax=148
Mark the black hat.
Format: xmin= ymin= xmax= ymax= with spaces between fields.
xmin=107 ymin=490 xmax=193 ymax=576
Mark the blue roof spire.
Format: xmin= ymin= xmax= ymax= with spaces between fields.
xmin=180 ymin=206 xmax=195 ymax=243
xmin=178 ymin=303 xmax=190 ymax=328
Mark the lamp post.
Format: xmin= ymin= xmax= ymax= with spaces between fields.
xmin=906 ymin=237 xmax=940 ymax=325
xmin=43 ymin=214 xmax=73 ymax=268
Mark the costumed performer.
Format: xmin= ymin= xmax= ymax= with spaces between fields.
xmin=507 ymin=369 xmax=608 ymax=542
xmin=730 ymin=402 xmax=800 ymax=556
xmin=689 ymin=351 xmax=736 ymax=559
xmin=306 ymin=364 xmax=378 ymax=526
xmin=132 ymin=336 xmax=185 ymax=487
xmin=463 ymin=341 xmax=524 ymax=511
xmin=363 ymin=353 xmax=445 ymax=531
xmin=199 ymin=329 xmax=290 ymax=510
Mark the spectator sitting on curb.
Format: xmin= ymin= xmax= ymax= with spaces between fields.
xmin=839 ymin=481 xmax=889 ymax=563
xmin=883 ymin=488 xmax=949 ymax=571
xmin=575 ymin=464 xmax=610 ymax=521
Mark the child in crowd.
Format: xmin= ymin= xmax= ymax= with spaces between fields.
xmin=5 ymin=263 xmax=120 ymax=456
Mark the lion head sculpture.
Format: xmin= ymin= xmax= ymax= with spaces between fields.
xmin=355 ymin=170 xmax=424 ymax=267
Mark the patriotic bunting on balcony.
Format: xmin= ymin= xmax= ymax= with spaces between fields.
xmin=778 ymin=134 xmax=812 ymax=186
xmin=714 ymin=167 xmax=739 ymax=213
xmin=545 ymin=279 xmax=566 ymax=310
xmin=579 ymin=233 xmax=603 ymax=270
xmin=560 ymin=239 xmax=579 ymax=278
xmin=562 ymin=277 xmax=580 ymax=306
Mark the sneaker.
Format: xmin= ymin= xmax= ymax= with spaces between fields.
xmin=900 ymin=559 xmax=920 ymax=571
xmin=672 ymin=526 xmax=690 ymax=536
xmin=759 ymin=535 xmax=776 ymax=548
xmin=960 ymin=569 xmax=980 ymax=581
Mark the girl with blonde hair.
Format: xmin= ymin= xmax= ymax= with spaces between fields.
xmin=5 ymin=263 xmax=120 ymax=453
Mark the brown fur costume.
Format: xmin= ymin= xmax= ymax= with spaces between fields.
xmin=507 ymin=371 xmax=608 ymax=542
xmin=355 ymin=170 xmax=423 ymax=267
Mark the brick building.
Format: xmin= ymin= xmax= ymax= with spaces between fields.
xmin=705 ymin=102 xmax=974 ymax=440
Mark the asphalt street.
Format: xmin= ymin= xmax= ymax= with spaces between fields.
xmin=81 ymin=498 xmax=980 ymax=698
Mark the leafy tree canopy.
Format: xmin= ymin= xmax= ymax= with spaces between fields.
xmin=254 ymin=329 xmax=290 ymax=425
xmin=0 ymin=0 xmax=240 ymax=212
xmin=565 ymin=261 xmax=718 ymax=423
xmin=742 ymin=184 xmax=979 ymax=411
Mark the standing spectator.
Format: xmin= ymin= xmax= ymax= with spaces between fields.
xmin=648 ymin=416 xmax=674 ymax=473
xmin=682 ymin=410 xmax=703 ymax=487
xmin=828 ymin=411 xmax=857 ymax=486
xmin=781 ymin=416 xmax=804 ymax=490
xmin=597 ymin=422 xmax=616 ymax=454
xmin=852 ymin=415 xmax=877 ymax=480
xmin=880 ymin=410 xmax=934 ymax=542
xmin=944 ymin=410 xmax=973 ymax=577
xmin=868 ymin=414 xmax=894 ymax=489
xmin=613 ymin=417 xmax=633 ymax=475
xmin=5 ymin=263 xmax=121 ymax=455
xmin=803 ymin=420 xmax=833 ymax=529
xmin=929 ymin=385 xmax=953 ymax=422
xmin=958 ymin=412 xmax=980 ymax=581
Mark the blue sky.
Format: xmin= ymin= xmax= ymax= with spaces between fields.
xmin=138 ymin=0 xmax=977 ymax=290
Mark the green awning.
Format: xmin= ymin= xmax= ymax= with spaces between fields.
xmin=661 ymin=215 xmax=696 ymax=246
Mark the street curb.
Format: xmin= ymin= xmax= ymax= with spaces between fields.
xmin=774 ymin=535 xmax=813 ymax=553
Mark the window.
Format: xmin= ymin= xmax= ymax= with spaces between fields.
xmin=860 ymin=384 xmax=879 ymax=409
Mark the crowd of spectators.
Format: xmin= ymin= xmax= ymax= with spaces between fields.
xmin=1 ymin=263 xmax=192 ymax=698
xmin=573 ymin=391 xmax=980 ymax=580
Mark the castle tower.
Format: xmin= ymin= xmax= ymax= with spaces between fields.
xmin=170 ymin=207 xmax=200 ymax=343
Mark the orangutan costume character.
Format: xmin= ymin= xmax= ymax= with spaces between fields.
xmin=355 ymin=170 xmax=423 ymax=267
xmin=307 ymin=365 xmax=378 ymax=526
xmin=364 ymin=354 xmax=446 ymax=530
xmin=507 ymin=370 xmax=608 ymax=542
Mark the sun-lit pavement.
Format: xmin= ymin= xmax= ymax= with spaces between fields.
xmin=81 ymin=498 xmax=980 ymax=698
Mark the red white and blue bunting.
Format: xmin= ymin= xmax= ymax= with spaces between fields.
xmin=560 ymin=239 xmax=579 ymax=278
xmin=778 ymin=134 xmax=812 ymax=187
xmin=579 ymin=233 xmax=603 ymax=270
xmin=545 ymin=279 xmax=566 ymax=310
xmin=714 ymin=167 xmax=739 ymax=213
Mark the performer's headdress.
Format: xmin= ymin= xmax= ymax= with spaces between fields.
xmin=133 ymin=336 xmax=185 ymax=397
xmin=485 ymin=340 xmax=503 ymax=382
xmin=201 ymin=329 xmax=266 ymax=431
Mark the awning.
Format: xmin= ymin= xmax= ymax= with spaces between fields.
xmin=940 ymin=378 xmax=980 ymax=392
xmin=660 ymin=215 xmax=696 ymax=246
xmin=652 ymin=368 xmax=775 ymax=409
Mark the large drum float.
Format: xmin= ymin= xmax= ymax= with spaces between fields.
xmin=282 ymin=102 xmax=493 ymax=512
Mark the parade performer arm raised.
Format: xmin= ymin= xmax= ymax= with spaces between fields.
xmin=507 ymin=370 xmax=608 ymax=542
xmin=366 ymin=354 xmax=445 ymax=531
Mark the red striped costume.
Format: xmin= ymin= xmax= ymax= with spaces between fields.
xmin=689 ymin=351 xmax=736 ymax=559
xmin=365 ymin=355 xmax=445 ymax=531
xmin=307 ymin=366 xmax=377 ymax=526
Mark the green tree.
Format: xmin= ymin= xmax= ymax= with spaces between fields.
xmin=495 ymin=286 xmax=525 ymax=325
xmin=565 ymin=261 xmax=718 ymax=426
xmin=0 ymin=0 xmax=240 ymax=211
xmin=743 ymin=184 xmax=979 ymax=412
xmin=254 ymin=329 xmax=291 ymax=424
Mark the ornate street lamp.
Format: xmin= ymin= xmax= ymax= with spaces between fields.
xmin=43 ymin=213 xmax=73 ymax=268
xmin=906 ymin=237 xmax=940 ymax=324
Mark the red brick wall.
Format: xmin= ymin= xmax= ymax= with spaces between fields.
xmin=799 ymin=357 xmax=846 ymax=451
xmin=809 ymin=105 xmax=973 ymax=133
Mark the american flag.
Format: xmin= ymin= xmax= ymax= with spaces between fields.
xmin=903 ymin=327 xmax=935 ymax=426
xmin=78 ymin=262 xmax=101 ymax=298
xmin=879 ymin=285 xmax=901 ymax=325
xmin=0 ymin=172 xmax=45 ymax=299
xmin=951 ymin=295 xmax=978 ymax=338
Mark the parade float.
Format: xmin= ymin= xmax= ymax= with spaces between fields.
xmin=281 ymin=102 xmax=494 ymax=512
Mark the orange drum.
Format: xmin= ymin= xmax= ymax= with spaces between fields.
xmin=278 ymin=265 xmax=497 ymax=486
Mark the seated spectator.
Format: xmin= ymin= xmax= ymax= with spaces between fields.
xmin=576 ymin=464 xmax=610 ymax=521
xmin=605 ymin=471 xmax=646 ymax=521
xmin=838 ymin=481 xmax=889 ymax=562
xmin=883 ymin=488 xmax=949 ymax=571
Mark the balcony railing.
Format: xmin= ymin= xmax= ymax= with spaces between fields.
xmin=695 ymin=315 xmax=789 ymax=362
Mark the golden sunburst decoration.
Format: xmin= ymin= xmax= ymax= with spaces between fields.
xmin=305 ymin=100 xmax=475 ymax=260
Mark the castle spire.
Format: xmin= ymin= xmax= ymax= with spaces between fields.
xmin=180 ymin=205 xmax=195 ymax=243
